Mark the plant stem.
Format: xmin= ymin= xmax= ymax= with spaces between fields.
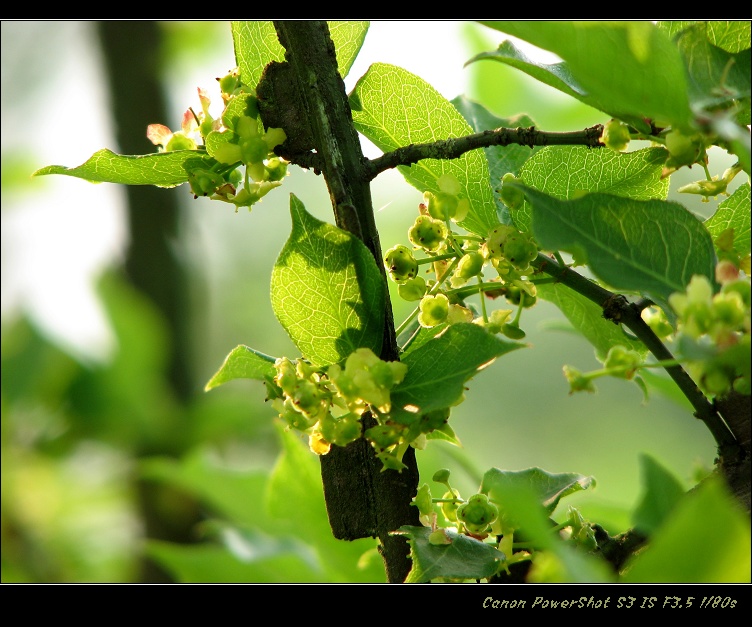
xmin=531 ymin=252 xmax=739 ymax=458
xmin=365 ymin=125 xmax=605 ymax=180
xmin=271 ymin=20 xmax=421 ymax=584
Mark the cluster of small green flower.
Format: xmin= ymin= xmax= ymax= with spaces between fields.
xmin=269 ymin=349 xmax=416 ymax=469
xmin=669 ymin=268 xmax=751 ymax=396
xmin=383 ymin=173 xmax=540 ymax=343
xmin=147 ymin=69 xmax=289 ymax=210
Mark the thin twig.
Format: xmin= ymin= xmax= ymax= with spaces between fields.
xmin=532 ymin=253 xmax=740 ymax=459
xmin=365 ymin=125 xmax=605 ymax=180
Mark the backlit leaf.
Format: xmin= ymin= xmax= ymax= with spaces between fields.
xmin=271 ymin=194 xmax=385 ymax=367
xmin=204 ymin=345 xmax=277 ymax=391
xmin=350 ymin=62 xmax=499 ymax=237
xmin=33 ymin=149 xmax=213 ymax=188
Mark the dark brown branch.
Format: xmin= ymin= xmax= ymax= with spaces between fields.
xmin=365 ymin=125 xmax=605 ymax=180
xmin=270 ymin=20 xmax=421 ymax=584
xmin=279 ymin=125 xmax=605 ymax=180
xmin=532 ymin=253 xmax=740 ymax=461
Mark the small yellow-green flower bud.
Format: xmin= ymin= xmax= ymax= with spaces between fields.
xmin=418 ymin=293 xmax=450 ymax=328
xmin=600 ymin=119 xmax=631 ymax=153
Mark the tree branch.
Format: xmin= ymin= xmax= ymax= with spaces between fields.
xmin=279 ymin=125 xmax=605 ymax=180
xmin=532 ymin=253 xmax=740 ymax=461
xmin=269 ymin=20 xmax=421 ymax=584
xmin=365 ymin=125 xmax=605 ymax=180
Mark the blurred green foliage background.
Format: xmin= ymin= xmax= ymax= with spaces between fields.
xmin=1 ymin=21 xmax=739 ymax=583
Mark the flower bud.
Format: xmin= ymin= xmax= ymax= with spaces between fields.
xmin=664 ymin=129 xmax=705 ymax=170
xmin=502 ymin=233 xmax=538 ymax=268
xmin=456 ymin=251 xmax=485 ymax=280
xmin=441 ymin=489 xmax=461 ymax=522
xmin=457 ymin=493 xmax=498 ymax=533
xmin=600 ymin=119 xmax=631 ymax=153
xmin=499 ymin=173 xmax=526 ymax=210
xmin=384 ymin=245 xmax=419 ymax=283
xmin=408 ymin=215 xmax=447 ymax=252
xmin=603 ymin=345 xmax=643 ymax=379
xmin=424 ymin=190 xmax=458 ymax=221
xmin=398 ymin=276 xmax=427 ymax=301
xmin=485 ymin=225 xmax=518 ymax=260
xmin=418 ymin=293 xmax=450 ymax=328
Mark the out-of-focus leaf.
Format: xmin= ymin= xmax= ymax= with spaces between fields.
xmin=482 ymin=474 xmax=612 ymax=583
xmin=621 ymin=475 xmax=751 ymax=582
xmin=479 ymin=21 xmax=693 ymax=132
xmin=672 ymin=23 xmax=751 ymax=113
xmin=536 ymin=282 xmax=648 ymax=362
xmin=631 ymin=453 xmax=688 ymax=535
xmin=139 ymin=450 xmax=270 ymax=527
xmin=266 ymin=425 xmax=384 ymax=582
xmin=145 ymin=539 xmax=322 ymax=583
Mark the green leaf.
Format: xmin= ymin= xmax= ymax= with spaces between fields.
xmin=390 ymin=323 xmax=523 ymax=422
xmin=139 ymin=450 xmax=271 ymax=527
xmin=399 ymin=321 xmax=447 ymax=357
xmin=481 ymin=467 xmax=595 ymax=520
xmin=510 ymin=146 xmax=669 ymax=232
xmin=204 ymin=345 xmax=277 ymax=392
xmin=658 ymin=21 xmax=752 ymax=54
xmin=327 ymin=21 xmax=370 ymax=78
xmin=270 ymin=194 xmax=385 ymax=368
xmin=488 ymin=479 xmax=613 ymax=583
xmin=511 ymin=183 xmax=717 ymax=307
xmin=465 ymin=39 xmax=630 ymax=128
xmin=451 ymin=95 xmax=539 ymax=223
xmin=636 ymin=369 xmax=694 ymax=411
xmin=673 ymin=23 xmax=751 ymax=113
xmin=713 ymin=116 xmax=752 ymax=175
xmin=426 ymin=422 xmax=462 ymax=447
xmin=536 ymin=282 xmax=647 ymax=362
xmin=231 ymin=21 xmax=369 ymax=90
xmin=33 ymin=148 xmax=214 ymax=188
xmin=704 ymin=21 xmax=752 ymax=53
xmin=203 ymin=520 xmax=324 ymax=575
xmin=145 ymin=539 xmax=322 ymax=583
xmin=231 ymin=21 xmax=284 ymax=90
xmin=350 ymin=63 xmax=499 ymax=237
xmin=631 ymin=453 xmax=687 ymax=536
xmin=480 ymin=21 xmax=693 ymax=131
xmin=621 ymin=475 xmax=751 ymax=583
xmin=394 ymin=525 xmax=505 ymax=583
xmin=266 ymin=425 xmax=330 ymax=546
xmin=468 ymin=39 xmax=586 ymax=99
xmin=704 ymin=182 xmax=751 ymax=256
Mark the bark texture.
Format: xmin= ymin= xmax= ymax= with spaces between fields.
xmin=259 ymin=20 xmax=421 ymax=584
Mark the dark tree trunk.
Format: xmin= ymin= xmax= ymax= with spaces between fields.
xmin=96 ymin=20 xmax=201 ymax=583
xmin=263 ymin=21 xmax=422 ymax=583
